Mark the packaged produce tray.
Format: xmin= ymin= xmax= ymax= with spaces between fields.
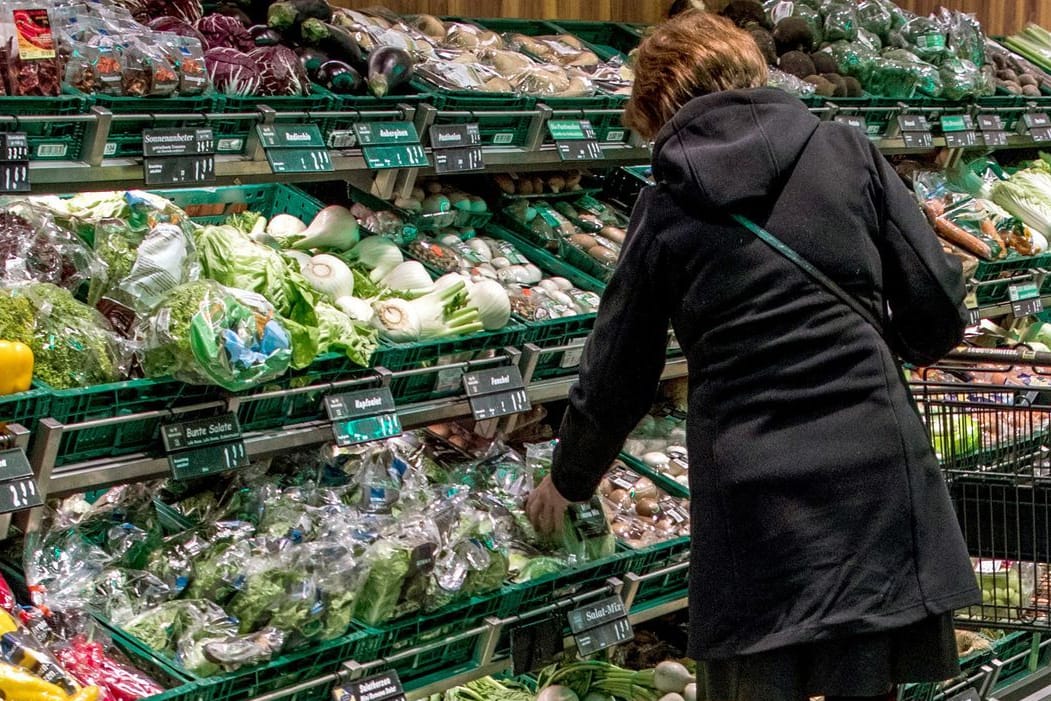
xmin=77 ymin=89 xmax=221 ymax=159
xmin=548 ymin=20 xmax=643 ymax=61
xmin=412 ymin=80 xmax=538 ymax=148
xmin=215 ymin=84 xmax=334 ymax=155
xmin=349 ymin=184 xmax=492 ymax=235
xmin=158 ymin=182 xmax=325 ymax=225
xmin=621 ymin=536 xmax=690 ymax=612
xmin=106 ymin=622 xmax=380 ymax=701
xmin=41 ymin=377 xmax=227 ymax=467
xmin=483 ymin=225 xmax=606 ymax=380
xmin=0 ymin=383 xmax=50 ymax=430
xmin=0 ymin=92 xmax=94 ymax=161
xmin=381 ymin=325 xmax=528 ymax=404
xmin=618 ymin=452 xmax=689 ymax=500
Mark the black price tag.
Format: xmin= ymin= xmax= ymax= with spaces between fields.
xmin=0 ymin=449 xmax=42 ymax=515
xmin=897 ymin=115 xmax=933 ymax=149
xmin=549 ymin=119 xmax=603 ymax=162
xmin=1009 ymin=282 xmax=1044 ymax=318
xmin=433 ymin=146 xmax=484 ymax=174
xmin=511 ymin=615 xmax=564 ymax=674
xmin=462 ymin=366 xmax=531 ymax=420
xmin=143 ymin=128 xmax=215 ymax=186
xmin=162 ymin=413 xmax=248 ymax=481
xmin=429 ymin=123 xmax=480 ymax=148
xmin=324 ymin=387 xmax=402 ymax=447
xmin=568 ymin=594 xmax=633 ymax=656
xmin=333 ymin=671 xmax=405 ymax=701
xmin=256 ymin=124 xmax=333 ymax=174
xmin=0 ymin=133 xmax=29 ymax=193
xmin=946 ymin=688 xmax=979 ymax=701
xmin=1032 ymin=126 xmax=1051 ymax=143
xmin=834 ymin=115 xmax=868 ymax=131
xmin=944 ymin=131 xmax=978 ymax=148
xmin=1018 ymin=113 xmax=1051 ymax=142
xmin=977 ymin=114 xmax=1004 ymax=131
xmin=981 ymin=131 xmax=1009 ymax=147
xmin=968 ymin=307 xmax=983 ymax=325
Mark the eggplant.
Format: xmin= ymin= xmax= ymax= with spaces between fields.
xmin=249 ymin=24 xmax=283 ymax=46
xmin=230 ymin=0 xmax=276 ymax=25
xmin=317 ymin=60 xmax=363 ymax=94
xmin=215 ymin=2 xmax=254 ymax=28
xmin=267 ymin=0 xmax=332 ymax=33
xmin=367 ymin=46 xmax=414 ymax=98
xmin=300 ymin=18 xmax=363 ymax=70
xmin=298 ymin=47 xmax=330 ymax=79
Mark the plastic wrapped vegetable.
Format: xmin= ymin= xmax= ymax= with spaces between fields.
xmin=823 ymin=41 xmax=879 ymax=81
xmin=823 ymin=2 xmax=858 ymax=42
xmin=0 ymin=204 xmax=101 ymax=293
xmin=51 ymin=635 xmax=164 ymax=701
xmin=865 ymin=57 xmax=920 ymax=98
xmin=0 ymin=284 xmax=126 ymax=389
xmin=894 ymin=15 xmax=949 ymax=64
xmin=857 ymin=0 xmax=893 ymax=40
xmin=141 ymin=280 xmax=292 ymax=391
xmin=881 ymin=48 xmax=942 ymax=97
xmin=939 ymin=57 xmax=987 ymax=100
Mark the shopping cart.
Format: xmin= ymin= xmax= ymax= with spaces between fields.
xmin=911 ymin=348 xmax=1051 ymax=629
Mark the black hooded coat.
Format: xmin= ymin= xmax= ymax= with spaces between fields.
xmin=550 ymin=87 xmax=981 ymax=659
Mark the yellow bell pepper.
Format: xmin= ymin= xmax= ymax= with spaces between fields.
xmin=0 ymin=341 xmax=32 ymax=396
xmin=0 ymin=661 xmax=69 ymax=701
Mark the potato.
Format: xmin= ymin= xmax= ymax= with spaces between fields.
xmin=531 ymin=176 xmax=545 ymax=194
xmin=570 ymin=233 xmax=598 ymax=249
xmin=608 ymin=489 xmax=632 ymax=509
xmin=559 ymin=76 xmax=592 ymax=97
xmin=493 ymin=173 xmax=516 ymax=195
xmin=411 ymin=14 xmax=446 ymax=41
xmin=634 ymin=476 xmax=659 ymax=499
xmin=484 ymin=76 xmax=514 ymax=93
xmin=488 ymin=50 xmax=534 ymax=76
xmin=558 ymin=33 xmax=585 ymax=50
xmin=590 ymin=247 xmax=618 ymax=264
xmin=517 ymin=178 xmax=535 ymax=195
xmin=567 ymin=51 xmax=601 ymax=68
xmin=636 ymin=497 xmax=661 ymax=517
xmin=600 ymin=226 xmax=626 ymax=244
xmin=452 ymin=52 xmax=479 ymax=64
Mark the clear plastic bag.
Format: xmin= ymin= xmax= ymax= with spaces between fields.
xmin=5 ymin=1 xmax=60 ymax=96
xmin=939 ymin=56 xmax=986 ymax=100
xmin=856 ymin=0 xmax=893 ymax=40
xmin=894 ymin=15 xmax=949 ymax=65
xmin=823 ymin=2 xmax=859 ymax=43
xmin=768 ymin=66 xmax=817 ymax=96
xmin=0 ymin=201 xmax=102 ymax=292
xmin=141 ymin=280 xmax=293 ymax=391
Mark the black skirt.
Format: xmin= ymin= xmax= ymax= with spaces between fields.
xmin=697 ymin=613 xmax=960 ymax=700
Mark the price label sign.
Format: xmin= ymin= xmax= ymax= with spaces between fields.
xmin=430 ymin=124 xmax=484 ymax=174
xmin=897 ymin=115 xmax=934 ymax=149
xmin=161 ymin=413 xmax=249 ymax=481
xmin=977 ymin=114 xmax=1009 ymax=146
xmin=1009 ymin=281 xmax=1044 ymax=318
xmin=568 ymin=594 xmax=633 ymax=656
xmin=142 ymin=128 xmax=215 ymax=186
xmin=462 ymin=366 xmax=531 ymax=420
xmin=332 ymin=671 xmax=405 ymax=701
xmin=355 ymin=121 xmax=430 ymax=170
xmin=510 ymin=615 xmax=564 ymax=674
xmin=256 ymin=124 xmax=333 ymax=174
xmin=548 ymin=119 xmax=604 ymax=162
xmin=324 ymin=387 xmax=401 ymax=447
xmin=1019 ymin=112 xmax=1051 ymax=142
xmin=940 ymin=115 xmax=977 ymax=149
xmin=0 ymin=449 xmax=42 ymax=515
xmin=834 ymin=115 xmax=868 ymax=132
xmin=0 ymin=133 xmax=29 ymax=193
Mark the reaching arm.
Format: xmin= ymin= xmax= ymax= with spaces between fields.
xmin=550 ymin=187 xmax=677 ymax=502
xmin=871 ymin=143 xmax=968 ymax=365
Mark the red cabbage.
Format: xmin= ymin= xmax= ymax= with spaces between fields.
xmin=205 ymin=47 xmax=261 ymax=95
xmin=248 ymin=45 xmax=311 ymax=96
xmin=195 ymin=14 xmax=254 ymax=52
xmin=115 ymin=0 xmax=202 ymax=25
xmin=148 ymin=16 xmax=207 ymax=46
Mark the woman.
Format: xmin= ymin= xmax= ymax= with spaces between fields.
xmin=526 ymin=10 xmax=980 ymax=701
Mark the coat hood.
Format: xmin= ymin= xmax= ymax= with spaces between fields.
xmin=652 ymin=87 xmax=821 ymax=211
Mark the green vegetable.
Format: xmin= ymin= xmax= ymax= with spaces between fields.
xmin=537 ymin=661 xmax=659 ymax=701
xmin=0 ymin=284 xmax=123 ymax=388
xmin=353 ymin=542 xmax=411 ymax=625
xmin=991 ymin=165 xmax=1051 ymax=241
xmin=225 ymin=211 xmax=265 ymax=235
xmin=315 ymin=302 xmax=377 ymax=367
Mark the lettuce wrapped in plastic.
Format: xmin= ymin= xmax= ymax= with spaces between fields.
xmin=0 ymin=283 xmax=128 ymax=388
xmin=141 ymin=280 xmax=292 ymax=391
xmin=0 ymin=202 xmax=102 ymax=292
xmin=882 ymin=48 xmax=942 ymax=96
xmin=824 ymin=2 xmax=859 ymax=42
xmin=824 ymin=41 xmax=879 ymax=81
xmin=857 ymin=0 xmax=893 ymax=40
xmin=939 ymin=57 xmax=987 ymax=100
xmin=894 ymin=15 xmax=949 ymax=64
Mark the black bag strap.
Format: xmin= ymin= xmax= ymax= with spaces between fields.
xmin=732 ymin=213 xmax=887 ymax=339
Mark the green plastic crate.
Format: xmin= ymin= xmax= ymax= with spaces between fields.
xmin=350 ymin=184 xmax=491 ymax=235
xmin=497 ymin=205 xmax=617 ymax=283
xmin=507 ymin=549 xmax=634 ymax=612
xmin=382 ymin=325 xmax=529 ymax=404
xmin=826 ymin=97 xmax=900 ymax=139
xmin=358 ymin=589 xmax=517 ymax=684
xmin=82 ymin=90 xmax=221 ymax=158
xmin=412 ymin=78 xmax=538 ymax=148
xmin=321 ymin=90 xmax=427 ymax=149
xmin=158 ymin=183 xmax=325 ymax=225
xmin=215 ymin=85 xmax=334 ymax=155
xmin=109 ymin=622 xmax=381 ymax=701
xmin=235 ymin=354 xmax=377 ymax=433
xmin=619 ymin=452 xmax=689 ymax=499
xmin=43 ymin=377 xmax=226 ymax=467
xmin=0 ymin=93 xmax=93 ymax=161
xmin=602 ymin=165 xmax=653 ymax=211
xmin=549 ymin=20 xmax=642 ymax=61
xmin=898 ymin=682 xmax=934 ymax=701
xmin=993 ymin=630 xmax=1041 ymax=688
xmin=484 ymin=225 xmax=605 ymax=380
xmin=977 ymin=95 xmax=1029 ymax=133
xmin=0 ymin=383 xmax=49 ymax=429
xmin=622 ymin=536 xmax=690 ymax=611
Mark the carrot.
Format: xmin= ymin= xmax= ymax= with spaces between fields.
xmin=979 ymin=217 xmax=1008 ymax=258
xmin=933 ymin=216 xmax=993 ymax=259
xmin=922 ymin=199 xmax=946 ymax=226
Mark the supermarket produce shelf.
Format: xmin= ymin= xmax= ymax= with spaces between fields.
xmin=34 ymin=356 xmax=690 ymax=498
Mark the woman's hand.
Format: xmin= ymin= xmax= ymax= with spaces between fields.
xmin=526 ymin=475 xmax=573 ymax=536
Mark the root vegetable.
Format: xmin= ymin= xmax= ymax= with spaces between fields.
xmin=655 ymin=661 xmax=692 ymax=694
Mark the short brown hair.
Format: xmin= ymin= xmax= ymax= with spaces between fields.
xmin=624 ymin=11 xmax=769 ymax=140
